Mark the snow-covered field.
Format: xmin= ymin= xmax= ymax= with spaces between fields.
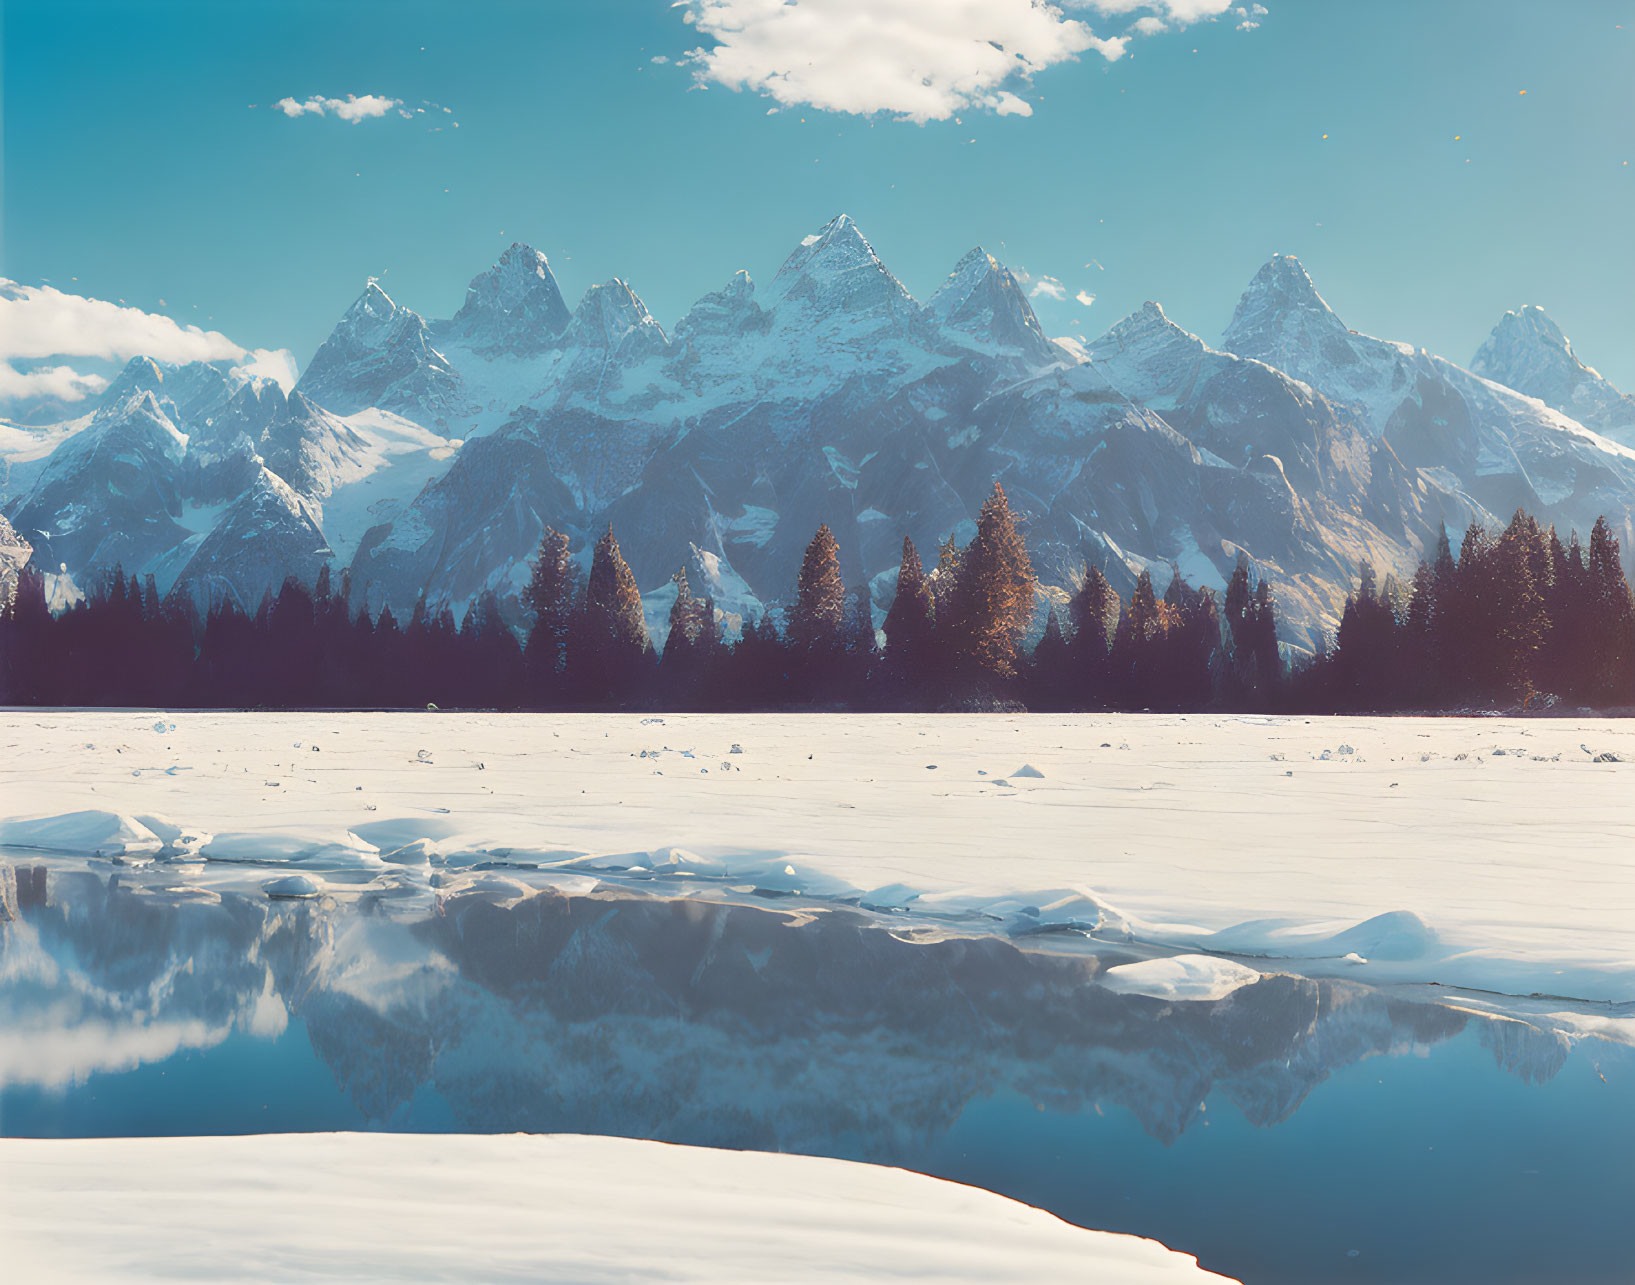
xmin=1 ymin=711 xmax=1631 ymax=1004
xmin=0 ymin=1133 xmax=1235 ymax=1282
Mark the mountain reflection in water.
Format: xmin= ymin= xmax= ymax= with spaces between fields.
xmin=2 ymin=862 xmax=1630 ymax=1284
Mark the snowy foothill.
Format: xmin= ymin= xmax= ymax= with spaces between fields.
xmin=1 ymin=711 xmax=1632 ymax=1005
xmin=0 ymin=1133 xmax=1237 ymax=1283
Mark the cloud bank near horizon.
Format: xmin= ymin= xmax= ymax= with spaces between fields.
xmin=0 ymin=280 xmax=296 ymax=409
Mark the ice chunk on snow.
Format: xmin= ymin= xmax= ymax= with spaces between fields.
xmin=1011 ymin=764 xmax=1045 ymax=778
xmin=648 ymin=847 xmax=729 ymax=875
xmin=1101 ymin=954 xmax=1262 ymax=1001
xmin=262 ymin=874 xmax=322 ymax=898
xmin=0 ymin=811 xmax=162 ymax=858
xmin=204 ymin=827 xmax=381 ymax=867
xmin=379 ymin=838 xmax=442 ymax=865
xmin=132 ymin=813 xmax=210 ymax=856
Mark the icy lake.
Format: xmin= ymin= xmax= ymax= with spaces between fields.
xmin=1 ymin=712 xmax=1632 ymax=1281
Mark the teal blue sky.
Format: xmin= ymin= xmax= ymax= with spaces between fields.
xmin=5 ymin=0 xmax=1633 ymax=386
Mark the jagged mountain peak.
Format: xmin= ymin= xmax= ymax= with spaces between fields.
xmin=1222 ymin=254 xmax=1350 ymax=359
xmin=672 ymin=270 xmax=766 ymax=342
xmin=1473 ymin=304 xmax=1635 ymax=444
xmin=928 ymin=246 xmax=1058 ymax=365
xmin=1471 ymin=305 xmax=1586 ymax=384
xmin=95 ymin=356 xmax=233 ymax=432
xmin=345 ymin=279 xmax=400 ymax=325
xmin=296 ymin=274 xmax=463 ymax=423
xmin=1087 ymin=302 xmax=1223 ymax=410
xmin=445 ymin=242 xmax=572 ymax=353
xmin=1095 ymin=300 xmax=1208 ymax=354
xmin=564 ymin=279 xmax=667 ymax=350
xmin=767 ymin=214 xmax=915 ymax=314
xmin=1481 ymin=304 xmax=1570 ymax=351
xmin=927 ymin=247 xmax=1001 ymax=316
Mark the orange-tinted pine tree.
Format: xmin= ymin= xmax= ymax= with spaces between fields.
xmin=946 ymin=484 xmax=1036 ymax=683
xmin=790 ymin=524 xmax=846 ymax=653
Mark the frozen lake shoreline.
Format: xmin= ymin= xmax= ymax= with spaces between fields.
xmin=1 ymin=710 xmax=1631 ymax=1004
xmin=0 ymin=1132 xmax=1236 ymax=1282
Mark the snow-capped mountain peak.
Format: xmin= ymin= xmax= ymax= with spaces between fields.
xmin=96 ymin=356 xmax=234 ymax=433
xmin=442 ymin=242 xmax=572 ymax=355
xmin=341 ymin=280 xmax=401 ymax=334
xmin=1221 ymin=255 xmax=1351 ymax=360
xmin=562 ymin=279 xmax=668 ymax=352
xmin=296 ymin=280 xmax=463 ymax=423
xmin=767 ymin=214 xmax=916 ymax=315
xmin=926 ymin=247 xmax=1063 ymax=368
xmin=1088 ymin=302 xmax=1228 ymax=411
xmin=926 ymin=247 xmax=1000 ymax=317
xmin=671 ymin=270 xmax=766 ymax=342
xmin=1471 ymin=305 xmax=1635 ymax=446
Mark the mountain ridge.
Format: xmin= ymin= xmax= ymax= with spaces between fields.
xmin=4 ymin=222 xmax=1633 ymax=653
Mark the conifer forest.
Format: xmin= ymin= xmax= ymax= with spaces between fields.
xmin=4 ymin=485 xmax=1630 ymax=715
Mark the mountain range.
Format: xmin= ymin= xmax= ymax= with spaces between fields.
xmin=5 ymin=215 xmax=1634 ymax=651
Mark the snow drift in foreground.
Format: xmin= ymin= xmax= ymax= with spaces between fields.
xmin=0 ymin=1132 xmax=1236 ymax=1283
xmin=1 ymin=711 xmax=1630 ymax=1003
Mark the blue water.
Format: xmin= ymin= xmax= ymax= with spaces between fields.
xmin=3 ymin=864 xmax=1631 ymax=1284
xmin=930 ymin=1036 xmax=1633 ymax=1284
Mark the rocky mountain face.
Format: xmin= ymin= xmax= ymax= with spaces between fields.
xmin=4 ymin=218 xmax=1634 ymax=650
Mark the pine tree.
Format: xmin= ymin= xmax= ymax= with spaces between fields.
xmin=523 ymin=528 xmax=578 ymax=638
xmin=1028 ymin=606 xmax=1071 ymax=709
xmin=1429 ymin=522 xmax=1459 ymax=689
xmin=945 ymin=484 xmax=1036 ymax=681
xmin=522 ymin=527 xmax=579 ymax=692
xmin=790 ymin=524 xmax=845 ymax=652
xmin=928 ymin=533 xmax=964 ymax=617
xmin=1069 ymin=564 xmax=1119 ymax=660
xmin=1249 ymin=579 xmax=1280 ymax=688
xmin=575 ymin=526 xmax=650 ymax=701
xmin=1492 ymin=510 xmax=1548 ymax=699
xmin=1585 ymin=516 xmax=1635 ymax=702
xmin=1128 ymin=569 xmax=1163 ymax=644
xmin=665 ymin=566 xmax=699 ymax=658
xmin=882 ymin=536 xmax=934 ymax=669
xmin=582 ymin=527 xmax=649 ymax=654
xmin=661 ymin=566 xmax=711 ymax=706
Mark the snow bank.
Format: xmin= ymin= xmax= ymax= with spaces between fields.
xmin=0 ymin=811 xmax=163 ymax=859
xmin=2 ymin=711 xmax=1630 ymax=1002
xmin=1101 ymin=955 xmax=1263 ymax=1002
xmin=0 ymin=1132 xmax=1236 ymax=1283
xmin=202 ymin=826 xmax=381 ymax=867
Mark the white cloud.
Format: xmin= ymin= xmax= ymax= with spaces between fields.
xmin=233 ymin=348 xmax=299 ymax=392
xmin=0 ymin=279 xmax=296 ymax=407
xmin=1232 ymin=3 xmax=1267 ymax=30
xmin=273 ymin=93 xmax=402 ymax=122
xmin=0 ymin=280 xmax=244 ymax=365
xmin=1130 ymin=16 xmax=1167 ymax=35
xmin=1078 ymin=0 xmax=1232 ymax=23
xmin=1029 ymin=276 xmax=1068 ymax=302
xmin=1075 ymin=289 xmax=1097 ymax=306
xmin=0 ymin=362 xmax=109 ymax=404
xmin=677 ymin=0 xmax=1128 ymax=124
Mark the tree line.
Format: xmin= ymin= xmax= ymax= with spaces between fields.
xmin=1 ymin=486 xmax=1631 ymax=713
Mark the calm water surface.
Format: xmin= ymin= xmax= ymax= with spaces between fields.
xmin=2 ymin=859 xmax=1629 ymax=1284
